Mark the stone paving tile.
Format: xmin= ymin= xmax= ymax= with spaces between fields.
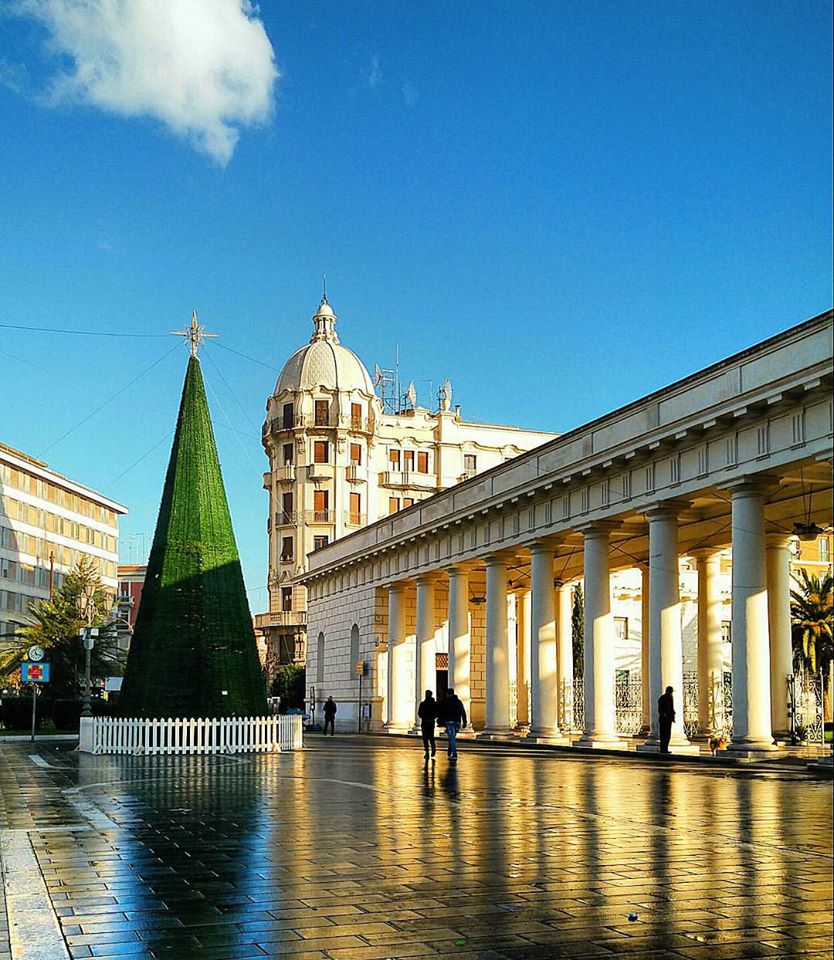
xmin=0 ymin=737 xmax=831 ymax=960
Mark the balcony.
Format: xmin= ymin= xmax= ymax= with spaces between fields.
xmin=378 ymin=470 xmax=436 ymax=491
xmin=262 ymin=471 xmax=271 ymax=490
xmin=346 ymin=416 xmax=373 ymax=434
xmin=346 ymin=464 xmax=365 ymax=483
xmin=273 ymin=464 xmax=295 ymax=483
xmin=254 ymin=610 xmax=308 ymax=630
xmin=457 ymin=469 xmax=477 ymax=482
xmin=305 ymin=509 xmax=335 ymax=524
xmin=345 ymin=512 xmax=367 ymax=527
xmin=307 ymin=462 xmax=332 ymax=480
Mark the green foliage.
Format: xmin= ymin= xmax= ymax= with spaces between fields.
xmin=1 ymin=558 xmax=123 ymax=699
xmin=1 ymin=697 xmax=42 ymax=730
xmin=790 ymin=569 xmax=833 ymax=676
xmin=119 ymin=357 xmax=267 ymax=718
xmin=270 ymin=664 xmax=306 ymax=711
xmin=572 ymin=582 xmax=584 ymax=679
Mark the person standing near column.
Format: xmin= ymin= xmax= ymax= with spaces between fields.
xmin=323 ymin=696 xmax=337 ymax=736
xmin=418 ymin=689 xmax=438 ymax=760
xmin=658 ymin=686 xmax=675 ymax=753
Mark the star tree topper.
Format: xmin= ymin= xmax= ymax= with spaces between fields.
xmin=172 ymin=310 xmax=217 ymax=358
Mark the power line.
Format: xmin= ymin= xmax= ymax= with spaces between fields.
xmin=0 ymin=321 xmax=169 ymax=338
xmin=43 ymin=341 xmax=181 ymax=453
xmin=111 ymin=430 xmax=173 ymax=484
xmin=212 ymin=340 xmax=280 ymax=372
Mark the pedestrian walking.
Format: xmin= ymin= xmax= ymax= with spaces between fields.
xmin=658 ymin=685 xmax=675 ymax=754
xmin=437 ymin=688 xmax=467 ymax=760
xmin=323 ymin=696 xmax=337 ymax=736
xmin=418 ymin=690 xmax=439 ymax=759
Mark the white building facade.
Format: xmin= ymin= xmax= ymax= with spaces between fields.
xmin=301 ymin=311 xmax=833 ymax=753
xmin=257 ymin=297 xmax=555 ymax=669
xmin=0 ymin=442 xmax=126 ymax=641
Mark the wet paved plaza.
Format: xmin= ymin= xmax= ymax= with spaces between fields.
xmin=0 ymin=737 xmax=831 ymax=960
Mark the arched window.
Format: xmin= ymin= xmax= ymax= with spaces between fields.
xmin=316 ymin=632 xmax=325 ymax=685
xmin=350 ymin=623 xmax=360 ymax=672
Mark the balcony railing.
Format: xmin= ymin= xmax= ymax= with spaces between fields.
xmin=254 ymin=611 xmax=308 ymax=629
xmin=306 ymin=509 xmax=335 ymax=524
xmin=345 ymin=512 xmax=367 ymax=527
xmin=273 ymin=464 xmax=295 ymax=483
xmin=346 ymin=464 xmax=364 ymax=482
xmin=378 ymin=470 xmax=436 ymax=490
xmin=346 ymin=416 xmax=373 ymax=433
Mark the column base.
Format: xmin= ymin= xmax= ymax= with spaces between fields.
xmin=478 ymin=728 xmax=516 ymax=741
xmin=719 ymin=738 xmax=779 ymax=758
xmin=574 ymin=735 xmax=626 ymax=750
xmin=384 ymin=723 xmax=413 ymax=735
xmin=524 ymin=727 xmax=571 ymax=746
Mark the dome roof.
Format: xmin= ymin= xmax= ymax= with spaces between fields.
xmin=274 ymin=298 xmax=376 ymax=396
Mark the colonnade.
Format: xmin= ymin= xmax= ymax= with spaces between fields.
xmin=385 ymin=480 xmax=797 ymax=754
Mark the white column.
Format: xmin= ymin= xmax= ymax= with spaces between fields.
xmin=447 ymin=566 xmax=470 ymax=719
xmin=385 ymin=583 xmax=411 ymax=732
xmin=728 ymin=479 xmax=776 ymax=752
xmin=640 ymin=565 xmax=651 ymax=733
xmin=766 ymin=535 xmax=794 ymax=741
xmin=414 ymin=574 xmax=437 ymax=725
xmin=577 ymin=525 xmax=620 ymax=747
xmin=483 ymin=555 xmax=512 ymax=737
xmin=643 ymin=504 xmax=690 ymax=748
xmin=694 ymin=550 xmax=723 ymax=737
xmin=527 ymin=543 xmax=560 ymax=739
xmin=515 ymin=589 xmax=531 ymax=728
xmin=556 ymin=580 xmax=574 ymax=730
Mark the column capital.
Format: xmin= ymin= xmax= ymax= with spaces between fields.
xmin=445 ymin=561 xmax=475 ymax=576
xmin=689 ymin=546 xmax=723 ymax=561
xmin=387 ymin=580 xmax=408 ymax=594
xmin=643 ymin=499 xmax=690 ymax=520
xmin=722 ymin=474 xmax=781 ymax=497
xmin=575 ymin=519 xmax=620 ymax=537
xmin=527 ymin=540 xmax=556 ymax=557
xmin=484 ymin=550 xmax=513 ymax=566
xmin=414 ymin=571 xmax=441 ymax=585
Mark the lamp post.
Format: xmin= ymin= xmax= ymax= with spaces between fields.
xmin=78 ymin=581 xmax=98 ymax=718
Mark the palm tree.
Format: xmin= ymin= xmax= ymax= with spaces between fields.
xmin=2 ymin=558 xmax=124 ymax=699
xmin=790 ymin=569 xmax=833 ymax=676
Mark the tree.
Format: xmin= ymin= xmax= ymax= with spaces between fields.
xmin=790 ymin=569 xmax=833 ymax=676
xmin=2 ymin=558 xmax=123 ymax=699
xmin=270 ymin=664 xmax=306 ymax=711
xmin=571 ymin=582 xmax=584 ymax=679
xmin=118 ymin=356 xmax=267 ymax=718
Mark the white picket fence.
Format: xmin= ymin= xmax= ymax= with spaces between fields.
xmin=79 ymin=715 xmax=303 ymax=756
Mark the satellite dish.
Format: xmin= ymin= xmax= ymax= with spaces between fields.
xmin=407 ymin=382 xmax=417 ymax=407
xmin=374 ymin=364 xmax=383 ymax=386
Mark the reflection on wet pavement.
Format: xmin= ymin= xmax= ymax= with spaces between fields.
xmin=0 ymin=736 xmax=831 ymax=959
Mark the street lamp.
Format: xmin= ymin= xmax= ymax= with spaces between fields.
xmin=77 ymin=581 xmax=98 ymax=718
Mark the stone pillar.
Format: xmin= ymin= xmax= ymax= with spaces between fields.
xmin=640 ymin=565 xmax=651 ymax=733
xmin=414 ymin=574 xmax=437 ymax=726
xmin=640 ymin=504 xmax=692 ymax=751
xmin=556 ymin=580 xmax=574 ymax=731
xmin=527 ymin=543 xmax=560 ymax=740
xmin=447 ymin=566 xmax=470 ymax=719
xmin=727 ymin=479 xmax=776 ymax=753
xmin=766 ymin=535 xmax=794 ymax=742
xmin=483 ymin=555 xmax=512 ymax=737
xmin=515 ymin=589 xmax=531 ymax=728
xmin=385 ymin=583 xmax=411 ymax=732
xmin=576 ymin=525 xmax=621 ymax=748
xmin=694 ymin=550 xmax=723 ymax=737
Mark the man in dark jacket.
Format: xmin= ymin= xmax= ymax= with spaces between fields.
xmin=436 ymin=688 xmax=467 ymax=760
xmin=323 ymin=696 xmax=337 ymax=736
xmin=658 ymin=686 xmax=675 ymax=754
xmin=418 ymin=690 xmax=439 ymax=759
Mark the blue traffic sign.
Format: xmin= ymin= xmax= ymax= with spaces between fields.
xmin=21 ymin=662 xmax=50 ymax=683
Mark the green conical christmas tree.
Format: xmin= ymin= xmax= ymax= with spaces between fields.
xmin=119 ymin=353 xmax=267 ymax=718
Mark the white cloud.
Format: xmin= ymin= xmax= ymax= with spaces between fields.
xmin=15 ymin=0 xmax=279 ymax=165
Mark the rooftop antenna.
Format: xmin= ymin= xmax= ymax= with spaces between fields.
xmin=374 ymin=362 xmax=398 ymax=414
xmin=171 ymin=309 xmax=217 ymax=358
xmin=322 ymin=274 xmax=327 ymax=303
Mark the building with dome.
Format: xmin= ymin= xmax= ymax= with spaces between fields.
xmin=257 ymin=296 xmax=556 ymax=671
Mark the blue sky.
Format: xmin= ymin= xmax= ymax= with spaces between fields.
xmin=0 ymin=0 xmax=831 ymax=609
